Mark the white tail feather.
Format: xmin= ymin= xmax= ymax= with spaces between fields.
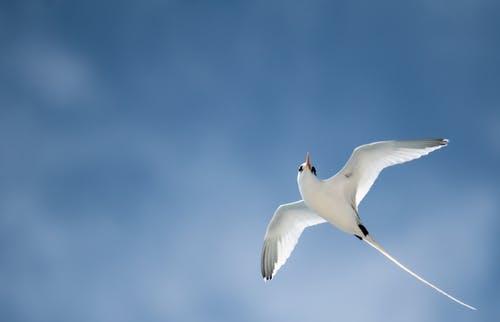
xmin=363 ymin=236 xmax=477 ymax=310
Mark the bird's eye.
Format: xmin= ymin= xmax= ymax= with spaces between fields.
xmin=311 ymin=166 xmax=317 ymax=176
xmin=299 ymin=165 xmax=303 ymax=172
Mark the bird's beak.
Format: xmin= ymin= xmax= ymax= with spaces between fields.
xmin=305 ymin=152 xmax=311 ymax=170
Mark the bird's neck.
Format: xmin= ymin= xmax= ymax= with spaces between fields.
xmin=297 ymin=172 xmax=321 ymax=200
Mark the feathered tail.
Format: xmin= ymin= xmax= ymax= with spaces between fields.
xmin=363 ymin=235 xmax=476 ymax=310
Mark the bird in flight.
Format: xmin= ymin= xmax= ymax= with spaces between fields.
xmin=261 ymin=139 xmax=476 ymax=310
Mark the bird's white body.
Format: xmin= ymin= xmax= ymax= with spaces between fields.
xmin=261 ymin=139 xmax=476 ymax=310
xmin=298 ymin=173 xmax=359 ymax=235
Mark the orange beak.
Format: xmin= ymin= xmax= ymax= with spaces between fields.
xmin=305 ymin=152 xmax=311 ymax=170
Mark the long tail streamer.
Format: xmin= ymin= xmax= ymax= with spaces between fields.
xmin=363 ymin=236 xmax=476 ymax=310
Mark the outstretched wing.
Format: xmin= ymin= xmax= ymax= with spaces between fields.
xmin=329 ymin=139 xmax=448 ymax=207
xmin=261 ymin=200 xmax=326 ymax=280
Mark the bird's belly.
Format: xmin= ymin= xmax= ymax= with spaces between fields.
xmin=302 ymin=190 xmax=358 ymax=234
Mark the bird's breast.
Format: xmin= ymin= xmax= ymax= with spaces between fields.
xmin=298 ymin=177 xmax=358 ymax=233
xmin=300 ymin=182 xmax=335 ymax=216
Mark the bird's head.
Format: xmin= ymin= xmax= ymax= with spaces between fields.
xmin=298 ymin=152 xmax=317 ymax=177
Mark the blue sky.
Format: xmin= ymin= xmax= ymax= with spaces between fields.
xmin=1 ymin=1 xmax=499 ymax=321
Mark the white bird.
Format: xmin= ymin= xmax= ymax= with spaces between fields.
xmin=261 ymin=139 xmax=476 ymax=310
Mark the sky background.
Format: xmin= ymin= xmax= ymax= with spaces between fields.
xmin=1 ymin=1 xmax=499 ymax=321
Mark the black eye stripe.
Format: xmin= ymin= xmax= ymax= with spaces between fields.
xmin=299 ymin=165 xmax=317 ymax=175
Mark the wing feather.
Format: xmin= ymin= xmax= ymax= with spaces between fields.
xmin=261 ymin=200 xmax=326 ymax=280
xmin=329 ymin=139 xmax=448 ymax=207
